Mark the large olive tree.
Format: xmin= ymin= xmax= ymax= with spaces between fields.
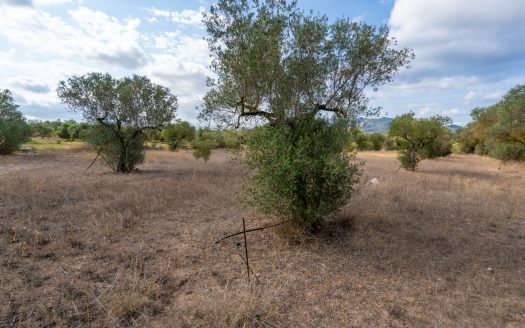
xmin=57 ymin=73 xmax=177 ymax=172
xmin=200 ymin=0 xmax=414 ymax=230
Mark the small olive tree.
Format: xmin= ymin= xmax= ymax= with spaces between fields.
xmin=57 ymin=73 xmax=177 ymax=172
xmin=201 ymin=0 xmax=413 ymax=230
xmin=0 ymin=89 xmax=31 ymax=155
xmin=162 ymin=120 xmax=196 ymax=150
xmin=389 ymin=112 xmax=452 ymax=171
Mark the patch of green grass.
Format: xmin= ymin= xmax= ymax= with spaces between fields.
xmin=22 ymin=138 xmax=87 ymax=152
xmin=145 ymin=141 xmax=170 ymax=150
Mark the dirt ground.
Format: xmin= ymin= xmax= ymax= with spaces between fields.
xmin=1 ymin=149 xmax=524 ymax=327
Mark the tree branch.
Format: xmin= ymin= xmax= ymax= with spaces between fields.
xmin=235 ymin=96 xmax=276 ymax=127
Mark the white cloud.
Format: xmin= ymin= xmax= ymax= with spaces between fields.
xmin=0 ymin=4 xmax=212 ymax=121
xmin=145 ymin=16 xmax=158 ymax=24
xmin=0 ymin=5 xmax=147 ymax=69
xmin=442 ymin=108 xmax=459 ymax=116
xmin=463 ymin=90 xmax=504 ymax=105
xmin=463 ymin=91 xmax=476 ymax=104
xmin=151 ymin=31 xmax=182 ymax=50
xmin=389 ymin=0 xmax=525 ymax=75
xmin=140 ymin=45 xmax=210 ymax=123
xmin=147 ymin=6 xmax=204 ymax=26
xmin=0 ymin=0 xmax=32 ymax=6
xmin=481 ymin=91 xmax=504 ymax=102
xmin=12 ymin=79 xmax=50 ymax=93
xmin=34 ymin=0 xmax=72 ymax=6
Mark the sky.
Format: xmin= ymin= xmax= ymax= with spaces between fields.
xmin=0 ymin=0 xmax=524 ymax=126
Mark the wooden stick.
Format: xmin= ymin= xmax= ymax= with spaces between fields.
xmin=84 ymin=151 xmax=100 ymax=173
xmin=214 ymin=219 xmax=292 ymax=244
xmin=243 ymin=218 xmax=250 ymax=283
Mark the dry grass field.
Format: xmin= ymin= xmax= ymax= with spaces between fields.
xmin=1 ymin=149 xmax=524 ymax=327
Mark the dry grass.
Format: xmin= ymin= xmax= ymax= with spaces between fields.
xmin=1 ymin=149 xmax=524 ymax=327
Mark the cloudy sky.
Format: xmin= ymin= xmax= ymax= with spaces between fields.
xmin=1 ymin=0 xmax=524 ymax=126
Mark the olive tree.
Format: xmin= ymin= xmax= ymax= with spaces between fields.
xmin=57 ymin=73 xmax=177 ymax=172
xmin=0 ymin=89 xmax=31 ymax=155
xmin=389 ymin=112 xmax=452 ymax=171
xmin=200 ymin=0 xmax=413 ymax=229
xmin=162 ymin=120 xmax=196 ymax=150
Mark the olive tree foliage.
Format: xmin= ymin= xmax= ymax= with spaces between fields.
xmin=201 ymin=0 xmax=414 ymax=128
xmin=389 ymin=112 xmax=452 ymax=171
xmin=0 ymin=89 xmax=31 ymax=155
xmin=200 ymin=0 xmax=413 ymax=229
xmin=57 ymin=73 xmax=177 ymax=172
xmin=245 ymin=118 xmax=361 ymax=228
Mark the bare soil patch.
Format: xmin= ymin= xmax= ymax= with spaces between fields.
xmin=1 ymin=150 xmax=524 ymax=327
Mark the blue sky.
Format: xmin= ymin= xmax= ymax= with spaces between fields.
xmin=1 ymin=0 xmax=524 ymax=126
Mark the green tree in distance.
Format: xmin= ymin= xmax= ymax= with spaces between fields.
xmin=162 ymin=120 xmax=196 ymax=150
xmin=389 ymin=112 xmax=452 ymax=171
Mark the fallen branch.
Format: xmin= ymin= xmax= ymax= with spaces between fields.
xmin=84 ymin=151 xmax=100 ymax=173
xmin=214 ymin=219 xmax=292 ymax=244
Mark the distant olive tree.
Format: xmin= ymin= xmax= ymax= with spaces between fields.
xmin=389 ymin=112 xmax=452 ymax=171
xmin=57 ymin=73 xmax=177 ymax=172
xmin=162 ymin=120 xmax=196 ymax=150
xmin=369 ymin=133 xmax=386 ymax=151
xmin=0 ymin=89 xmax=31 ymax=155
xmin=201 ymin=0 xmax=413 ymax=230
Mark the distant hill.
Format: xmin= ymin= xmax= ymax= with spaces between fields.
xmin=358 ymin=117 xmax=462 ymax=133
xmin=448 ymin=124 xmax=462 ymax=132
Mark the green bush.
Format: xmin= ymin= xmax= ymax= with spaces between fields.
xmin=384 ymin=135 xmax=398 ymax=150
xmin=0 ymin=89 xmax=31 ymax=155
xmin=244 ymin=118 xmax=361 ymax=230
xmin=162 ymin=121 xmax=195 ymax=150
xmin=83 ymin=124 xmax=146 ymax=171
xmin=397 ymin=147 xmax=420 ymax=171
xmin=369 ymin=133 xmax=385 ymax=151
xmin=0 ymin=120 xmax=32 ymax=155
xmin=193 ymin=139 xmax=213 ymax=162
xmin=489 ymin=142 xmax=525 ymax=161
xmin=348 ymin=128 xmax=374 ymax=151
xmin=421 ymin=131 xmax=453 ymax=158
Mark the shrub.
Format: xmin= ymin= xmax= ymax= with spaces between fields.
xmin=489 ymin=142 xmax=525 ymax=161
xmin=244 ymin=118 xmax=361 ymax=230
xmin=0 ymin=89 xmax=31 ymax=155
xmin=83 ymin=124 xmax=146 ymax=171
xmin=369 ymin=133 xmax=385 ymax=151
xmin=384 ymin=135 xmax=398 ymax=150
xmin=162 ymin=120 xmax=195 ymax=150
xmin=193 ymin=139 xmax=213 ymax=162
